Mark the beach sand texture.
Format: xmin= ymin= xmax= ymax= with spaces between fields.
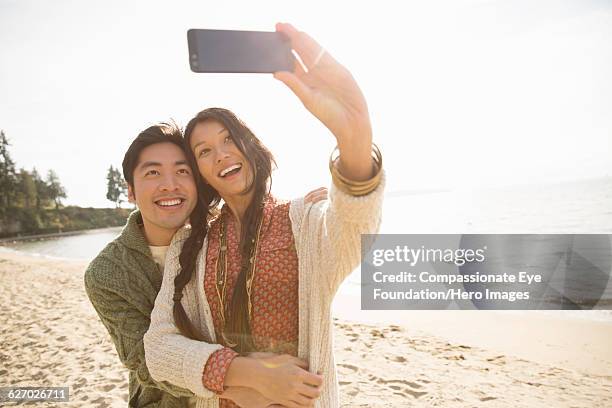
xmin=1 ymin=252 xmax=611 ymax=407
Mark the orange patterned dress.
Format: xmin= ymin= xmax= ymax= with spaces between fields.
xmin=201 ymin=196 xmax=299 ymax=407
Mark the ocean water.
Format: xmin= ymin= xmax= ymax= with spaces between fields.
xmin=2 ymin=177 xmax=611 ymax=321
xmin=340 ymin=177 xmax=612 ymax=322
xmin=380 ymin=177 xmax=612 ymax=234
xmin=0 ymin=227 xmax=123 ymax=261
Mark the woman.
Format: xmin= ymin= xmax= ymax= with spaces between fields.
xmin=144 ymin=23 xmax=384 ymax=408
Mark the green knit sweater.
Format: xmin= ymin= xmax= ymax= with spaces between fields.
xmin=84 ymin=211 xmax=195 ymax=407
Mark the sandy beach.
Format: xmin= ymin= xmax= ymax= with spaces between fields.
xmin=1 ymin=251 xmax=611 ymax=407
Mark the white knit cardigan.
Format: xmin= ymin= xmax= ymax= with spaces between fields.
xmin=143 ymin=173 xmax=384 ymax=408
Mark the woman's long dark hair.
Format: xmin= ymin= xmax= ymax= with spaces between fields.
xmin=172 ymin=108 xmax=276 ymax=353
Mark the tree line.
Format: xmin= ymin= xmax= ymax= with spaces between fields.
xmin=0 ymin=130 xmax=131 ymax=238
xmin=0 ymin=130 xmax=66 ymax=214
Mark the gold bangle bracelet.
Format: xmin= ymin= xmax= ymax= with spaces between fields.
xmin=331 ymin=175 xmax=381 ymax=196
xmin=329 ymin=143 xmax=383 ymax=182
xmin=331 ymin=160 xmax=382 ymax=185
xmin=329 ymin=143 xmax=383 ymax=196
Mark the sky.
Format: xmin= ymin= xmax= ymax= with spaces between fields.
xmin=1 ymin=0 xmax=611 ymax=208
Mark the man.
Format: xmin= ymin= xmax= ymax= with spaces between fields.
xmin=84 ymin=122 xmax=326 ymax=407
xmin=85 ymin=123 xmax=199 ymax=407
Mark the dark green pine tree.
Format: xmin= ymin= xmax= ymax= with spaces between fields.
xmin=106 ymin=165 xmax=126 ymax=208
xmin=46 ymin=169 xmax=67 ymax=210
xmin=0 ymin=130 xmax=18 ymax=211
xmin=31 ymin=167 xmax=49 ymax=209
xmin=17 ymin=168 xmax=38 ymax=209
xmin=115 ymin=167 xmax=128 ymax=207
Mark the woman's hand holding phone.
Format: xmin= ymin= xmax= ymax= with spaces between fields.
xmin=274 ymin=23 xmax=375 ymax=182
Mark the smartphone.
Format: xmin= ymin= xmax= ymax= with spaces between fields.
xmin=187 ymin=29 xmax=294 ymax=73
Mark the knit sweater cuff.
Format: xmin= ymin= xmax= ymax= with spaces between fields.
xmin=202 ymin=347 xmax=239 ymax=393
xmin=182 ymin=340 xmax=225 ymax=397
xmin=328 ymin=170 xmax=385 ymax=222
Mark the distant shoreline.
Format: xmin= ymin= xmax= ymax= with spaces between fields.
xmin=0 ymin=206 xmax=130 ymax=242
xmin=0 ymin=226 xmax=123 ymax=244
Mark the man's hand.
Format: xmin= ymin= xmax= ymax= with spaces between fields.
xmin=246 ymin=351 xmax=277 ymax=359
xmin=223 ymin=353 xmax=321 ymax=407
xmin=220 ymin=386 xmax=275 ymax=408
xmin=250 ymin=354 xmax=322 ymax=408
xmin=304 ymin=187 xmax=328 ymax=204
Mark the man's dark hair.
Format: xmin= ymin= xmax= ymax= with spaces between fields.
xmin=122 ymin=122 xmax=185 ymax=188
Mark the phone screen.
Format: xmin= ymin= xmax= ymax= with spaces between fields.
xmin=187 ymin=29 xmax=294 ymax=73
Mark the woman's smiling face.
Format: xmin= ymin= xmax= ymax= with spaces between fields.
xmin=189 ymin=119 xmax=253 ymax=200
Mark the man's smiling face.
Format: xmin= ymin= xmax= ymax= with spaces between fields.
xmin=128 ymin=142 xmax=197 ymax=244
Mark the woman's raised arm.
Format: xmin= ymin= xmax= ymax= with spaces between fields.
xmin=274 ymin=23 xmax=376 ymax=183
